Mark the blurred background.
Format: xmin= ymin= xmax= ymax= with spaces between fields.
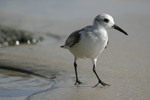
xmin=0 ymin=0 xmax=150 ymax=100
xmin=0 ymin=0 xmax=150 ymax=46
xmin=0 ymin=0 xmax=149 ymax=35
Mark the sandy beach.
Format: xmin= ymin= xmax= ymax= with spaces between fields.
xmin=0 ymin=0 xmax=150 ymax=100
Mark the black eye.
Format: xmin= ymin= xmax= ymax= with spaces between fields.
xmin=104 ymin=18 xmax=109 ymax=23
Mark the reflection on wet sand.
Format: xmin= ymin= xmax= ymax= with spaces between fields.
xmin=0 ymin=69 xmax=54 ymax=100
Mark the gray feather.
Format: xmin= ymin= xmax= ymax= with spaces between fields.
xmin=65 ymin=28 xmax=84 ymax=47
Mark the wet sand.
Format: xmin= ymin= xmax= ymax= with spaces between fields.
xmin=0 ymin=0 xmax=150 ymax=100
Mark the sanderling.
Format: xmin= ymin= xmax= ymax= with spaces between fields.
xmin=61 ymin=14 xmax=128 ymax=87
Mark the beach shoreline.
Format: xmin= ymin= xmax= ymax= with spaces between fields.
xmin=0 ymin=0 xmax=150 ymax=99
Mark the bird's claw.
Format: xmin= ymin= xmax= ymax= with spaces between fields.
xmin=93 ymin=81 xmax=110 ymax=88
xmin=74 ymin=80 xmax=82 ymax=85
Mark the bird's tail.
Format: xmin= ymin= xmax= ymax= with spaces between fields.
xmin=60 ymin=45 xmax=65 ymax=48
xmin=60 ymin=45 xmax=68 ymax=49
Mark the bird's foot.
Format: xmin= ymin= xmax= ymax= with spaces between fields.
xmin=93 ymin=81 xmax=110 ymax=88
xmin=74 ymin=80 xmax=82 ymax=85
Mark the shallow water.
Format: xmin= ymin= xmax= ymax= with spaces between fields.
xmin=0 ymin=70 xmax=54 ymax=100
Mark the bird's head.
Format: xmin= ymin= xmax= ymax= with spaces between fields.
xmin=93 ymin=14 xmax=128 ymax=35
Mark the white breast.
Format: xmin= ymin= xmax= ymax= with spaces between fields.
xmin=69 ymin=29 xmax=108 ymax=59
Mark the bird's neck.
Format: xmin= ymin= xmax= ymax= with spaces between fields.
xmin=93 ymin=23 xmax=107 ymax=35
xmin=93 ymin=22 xmax=105 ymax=30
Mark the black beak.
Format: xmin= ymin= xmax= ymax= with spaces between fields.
xmin=113 ymin=24 xmax=128 ymax=35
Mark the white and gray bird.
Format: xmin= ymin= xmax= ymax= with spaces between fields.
xmin=61 ymin=14 xmax=128 ymax=87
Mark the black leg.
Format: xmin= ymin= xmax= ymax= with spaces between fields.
xmin=93 ymin=64 xmax=110 ymax=87
xmin=74 ymin=61 xmax=82 ymax=85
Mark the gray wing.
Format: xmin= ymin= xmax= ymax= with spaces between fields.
xmin=65 ymin=28 xmax=84 ymax=47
